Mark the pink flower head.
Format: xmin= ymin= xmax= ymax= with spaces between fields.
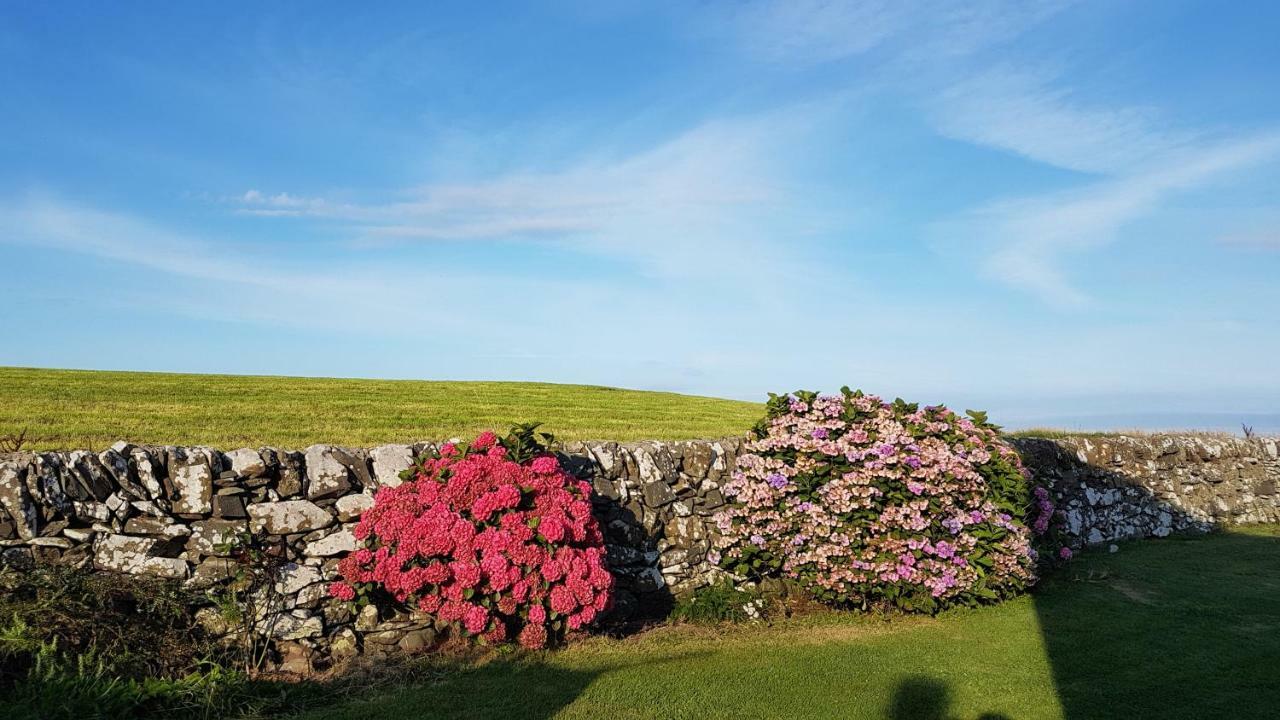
xmin=518 ymin=623 xmax=547 ymax=649
xmin=530 ymin=456 xmax=560 ymax=474
xmin=463 ymin=604 xmax=490 ymax=634
xmin=327 ymin=581 xmax=356 ymax=601
xmin=528 ymin=604 xmax=547 ymax=624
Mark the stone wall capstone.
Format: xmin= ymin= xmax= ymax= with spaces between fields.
xmin=1 ymin=434 xmax=1277 ymax=672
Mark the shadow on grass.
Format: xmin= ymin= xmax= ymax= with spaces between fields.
xmin=1014 ymin=439 xmax=1280 ymax=720
xmin=1033 ymin=525 xmax=1280 ymax=720
xmin=886 ymin=676 xmax=1012 ymax=720
xmin=294 ymin=650 xmax=709 ymax=720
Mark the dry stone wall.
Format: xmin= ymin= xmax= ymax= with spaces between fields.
xmin=1 ymin=434 xmax=1277 ymax=671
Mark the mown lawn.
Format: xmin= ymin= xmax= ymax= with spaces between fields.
xmin=293 ymin=526 xmax=1280 ymax=720
xmin=0 ymin=367 xmax=762 ymax=450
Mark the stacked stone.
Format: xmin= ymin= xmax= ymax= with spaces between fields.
xmin=558 ymin=439 xmax=740 ymax=616
xmin=0 ymin=441 xmax=421 ymax=671
xmin=3 ymin=433 xmax=1279 ymax=671
xmin=1011 ymin=435 xmax=1280 ymax=545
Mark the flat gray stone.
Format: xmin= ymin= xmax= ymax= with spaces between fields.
xmin=170 ymin=448 xmax=214 ymax=515
xmin=335 ymin=493 xmax=374 ymax=521
xmin=370 ymin=444 xmax=414 ymax=487
xmin=248 ymin=500 xmax=334 ymax=535
xmin=94 ymin=534 xmax=189 ymax=579
xmin=303 ymin=527 xmax=356 ymax=557
xmin=226 ymin=448 xmax=267 ymax=478
xmin=305 ymin=445 xmax=353 ymax=499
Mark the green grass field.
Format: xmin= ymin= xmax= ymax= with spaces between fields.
xmin=0 ymin=367 xmax=763 ymax=451
xmin=292 ymin=525 xmax=1280 ymax=720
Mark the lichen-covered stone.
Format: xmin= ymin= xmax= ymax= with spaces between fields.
xmin=335 ymin=493 xmax=374 ymax=521
xmin=248 ymin=500 xmax=334 ymax=535
xmin=303 ymin=527 xmax=356 ymax=557
xmin=32 ymin=454 xmax=72 ymax=514
xmin=277 ymin=562 xmax=323 ymax=595
xmin=370 ymin=444 xmax=414 ymax=487
xmin=0 ymin=458 xmax=38 ymax=539
xmin=226 ymin=448 xmax=267 ymax=478
xmin=98 ymin=449 xmax=146 ymax=499
xmin=170 ymin=448 xmax=214 ymax=515
xmin=69 ymin=451 xmax=114 ymax=501
xmin=305 ymin=445 xmax=353 ymax=499
xmin=277 ymin=451 xmax=306 ymax=497
xmin=123 ymin=515 xmax=192 ymax=539
xmin=129 ymin=447 xmax=165 ymax=499
xmin=186 ymin=518 xmax=243 ymax=556
xmin=94 ymin=533 xmax=188 ymax=578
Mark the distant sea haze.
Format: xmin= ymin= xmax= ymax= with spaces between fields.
xmin=1002 ymin=412 xmax=1280 ymax=435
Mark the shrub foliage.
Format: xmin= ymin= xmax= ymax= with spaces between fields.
xmin=714 ymin=389 xmax=1054 ymax=613
xmin=330 ymin=427 xmax=614 ymax=648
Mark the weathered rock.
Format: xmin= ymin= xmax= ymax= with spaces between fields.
xmin=129 ymin=447 xmax=166 ymax=499
xmin=277 ymin=562 xmax=323 ymax=595
xmin=69 ymin=451 xmax=115 ymax=501
xmin=248 ymin=500 xmax=334 ymax=535
xmin=370 ymin=444 xmax=414 ymax=487
xmin=62 ymin=527 xmax=95 ymax=542
xmin=187 ymin=558 xmax=230 ymax=588
xmin=276 ymin=640 xmax=312 ymax=674
xmin=186 ymin=519 xmax=244 ymax=556
xmin=355 ymin=604 xmax=380 ymax=631
xmin=98 ymin=449 xmax=146 ymax=499
xmin=72 ymin=500 xmax=111 ymax=523
xmin=274 ymin=611 xmax=324 ymax=640
xmin=2 ymin=546 xmax=35 ymax=570
xmin=305 ymin=445 xmax=354 ymax=499
xmin=94 ymin=534 xmax=189 ymax=578
xmin=170 ymin=448 xmax=214 ymax=515
xmin=0 ymin=459 xmax=38 ymax=539
xmin=335 ymin=493 xmax=374 ymax=521
xmin=213 ymin=494 xmax=247 ymax=519
xmin=226 ymin=448 xmax=267 ymax=478
xmin=303 ymin=527 xmax=356 ymax=557
xmin=277 ymin=451 xmax=306 ymax=497
xmin=398 ymin=628 xmax=436 ymax=654
xmin=124 ymin=515 xmax=192 ymax=539
xmin=642 ymin=481 xmax=676 ymax=508
xmin=32 ymin=454 xmax=72 ymax=514
xmin=329 ymin=627 xmax=360 ymax=660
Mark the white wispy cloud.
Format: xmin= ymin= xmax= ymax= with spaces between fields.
xmin=712 ymin=0 xmax=1071 ymax=66
xmin=945 ymin=133 xmax=1280 ymax=306
xmin=929 ymin=67 xmax=1196 ymax=175
xmin=230 ymin=115 xmax=835 ymax=283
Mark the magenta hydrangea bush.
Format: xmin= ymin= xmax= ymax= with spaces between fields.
xmin=713 ymin=389 xmax=1057 ymax=613
xmin=328 ymin=429 xmax=613 ymax=648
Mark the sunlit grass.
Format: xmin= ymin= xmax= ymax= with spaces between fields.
xmin=290 ymin=526 xmax=1280 ymax=720
xmin=0 ymin=367 xmax=762 ymax=450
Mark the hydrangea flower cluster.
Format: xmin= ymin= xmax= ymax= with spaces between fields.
xmin=328 ymin=430 xmax=613 ymax=648
xmin=714 ymin=389 xmax=1055 ymax=613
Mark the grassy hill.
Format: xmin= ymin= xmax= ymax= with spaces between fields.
xmin=0 ymin=367 xmax=762 ymax=451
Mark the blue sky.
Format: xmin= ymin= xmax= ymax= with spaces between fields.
xmin=2 ymin=1 xmax=1279 ymax=430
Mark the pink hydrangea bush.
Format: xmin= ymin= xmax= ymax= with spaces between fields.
xmin=714 ymin=389 xmax=1059 ymax=613
xmin=328 ymin=429 xmax=613 ymax=648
